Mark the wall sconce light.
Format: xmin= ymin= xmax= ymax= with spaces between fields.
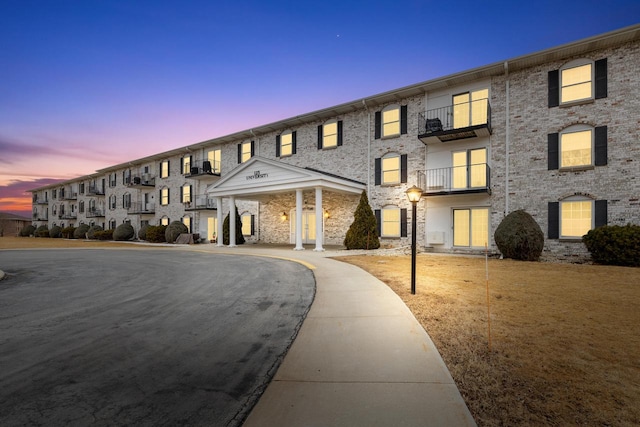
xmin=323 ymin=210 xmax=330 ymax=219
xmin=281 ymin=212 xmax=288 ymax=221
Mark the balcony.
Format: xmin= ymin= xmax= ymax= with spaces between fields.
xmin=418 ymin=99 xmax=492 ymax=144
xmin=185 ymin=160 xmax=221 ymax=181
xmin=59 ymin=212 xmax=78 ymax=220
xmin=126 ymin=174 xmax=156 ymax=188
xmin=61 ymin=192 xmax=78 ymax=200
xmin=184 ymin=196 xmax=217 ymax=211
xmin=88 ymin=185 xmax=105 ymax=196
xmin=86 ymin=208 xmax=105 ymax=218
xmin=34 ymin=198 xmax=49 ymax=205
xmin=127 ymin=202 xmax=155 ymax=215
xmin=421 ymin=164 xmax=491 ymax=196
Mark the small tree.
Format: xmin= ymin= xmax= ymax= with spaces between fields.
xmin=223 ymin=207 xmax=245 ymax=245
xmin=344 ymin=191 xmax=380 ymax=250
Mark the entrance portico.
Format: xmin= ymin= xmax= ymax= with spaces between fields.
xmin=206 ymin=157 xmax=365 ymax=251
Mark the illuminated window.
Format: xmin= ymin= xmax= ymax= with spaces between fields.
xmin=207 ymin=149 xmax=221 ymax=173
xmin=181 ymin=156 xmax=192 ymax=175
xmin=453 ymin=89 xmax=488 ymax=129
xmin=208 ymin=217 xmax=218 ymax=239
xmin=452 ymin=148 xmax=487 ymax=189
xmin=182 ymin=216 xmax=191 ymax=233
xmin=241 ymin=213 xmax=252 ymax=236
xmin=561 ymin=200 xmax=592 ymax=238
xmin=561 ymin=129 xmax=592 ymax=167
xmin=239 ymin=141 xmax=254 ymax=163
xmin=160 ymin=216 xmax=169 ymax=226
xmin=181 ymin=184 xmax=191 ymax=204
xmin=382 ymin=106 xmax=400 ymax=137
xmin=382 ymin=154 xmax=400 ymax=185
xmin=561 ymin=63 xmax=592 ymax=103
xmin=279 ymin=132 xmax=294 ymax=157
xmin=453 ymin=208 xmax=489 ymax=247
xmin=323 ymin=121 xmax=338 ymax=148
xmin=381 ymin=207 xmax=401 ymax=237
xmin=160 ymin=188 xmax=170 ymax=206
xmin=160 ymin=160 xmax=170 ymax=178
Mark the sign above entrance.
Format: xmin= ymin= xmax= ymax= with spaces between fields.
xmin=246 ymin=170 xmax=269 ymax=181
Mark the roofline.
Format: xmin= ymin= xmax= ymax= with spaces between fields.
xmin=30 ymin=23 xmax=640 ymax=187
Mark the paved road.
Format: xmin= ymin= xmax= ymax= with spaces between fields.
xmin=0 ymin=249 xmax=315 ymax=426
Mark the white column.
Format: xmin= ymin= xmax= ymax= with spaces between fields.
xmin=294 ymin=189 xmax=304 ymax=250
xmin=314 ymin=187 xmax=324 ymax=252
xmin=216 ymin=197 xmax=223 ymax=247
xmin=229 ymin=196 xmax=237 ymax=248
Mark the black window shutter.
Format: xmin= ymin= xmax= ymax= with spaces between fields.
xmin=190 ymin=185 xmax=193 ymax=202
xmin=548 ymin=202 xmax=559 ymax=239
xmin=251 ymin=214 xmax=255 ymax=235
xmin=548 ymin=133 xmax=559 ymax=170
xmin=595 ymin=200 xmax=608 ymax=228
xmin=337 ymin=121 xmax=343 ymax=146
xmin=374 ymin=111 xmax=381 ymax=139
xmin=400 ymin=208 xmax=408 ymax=237
xmin=400 ymin=105 xmax=408 ymax=135
xmin=374 ymin=209 xmax=381 ymax=236
xmin=276 ymin=135 xmax=281 ymax=157
xmin=237 ymin=144 xmax=242 ymax=163
xmin=594 ymin=126 xmax=608 ymax=166
xmin=400 ymin=154 xmax=408 ymax=183
xmin=167 ymin=161 xmax=170 ymax=177
xmin=374 ymin=158 xmax=381 ymax=186
xmin=250 ymin=140 xmax=255 ymax=157
xmin=595 ymin=58 xmax=607 ymax=99
xmin=292 ymin=131 xmax=297 ymax=154
xmin=317 ymin=125 xmax=323 ymax=149
xmin=168 ymin=189 xmax=170 ymax=205
xmin=548 ymin=69 xmax=559 ymax=108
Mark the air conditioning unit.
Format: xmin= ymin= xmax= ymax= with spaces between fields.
xmin=427 ymin=231 xmax=445 ymax=245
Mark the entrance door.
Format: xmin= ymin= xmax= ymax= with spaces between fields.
xmin=290 ymin=209 xmax=316 ymax=244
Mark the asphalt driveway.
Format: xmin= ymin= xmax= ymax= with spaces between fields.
xmin=0 ymin=249 xmax=315 ymax=426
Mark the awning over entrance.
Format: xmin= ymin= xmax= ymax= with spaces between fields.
xmin=205 ymin=156 xmax=366 ymax=251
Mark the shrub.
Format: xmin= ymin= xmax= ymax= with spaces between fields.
xmin=138 ymin=224 xmax=149 ymax=241
xmin=146 ymin=225 xmax=167 ymax=243
xmin=61 ymin=226 xmax=75 ymax=239
xmin=223 ymin=207 xmax=245 ymax=245
xmin=93 ymin=229 xmax=114 ymax=240
xmin=19 ymin=224 xmax=36 ymax=237
xmin=494 ymin=210 xmax=544 ymax=261
xmin=74 ymin=224 xmax=91 ymax=239
xmin=114 ymin=223 xmax=135 ymax=241
xmin=344 ymin=191 xmax=380 ymax=250
xmin=583 ymin=224 xmax=640 ymax=267
xmin=35 ymin=225 xmax=49 ymax=238
xmin=50 ymin=225 xmax=63 ymax=238
xmin=165 ymin=221 xmax=189 ymax=243
xmin=87 ymin=225 xmax=103 ymax=240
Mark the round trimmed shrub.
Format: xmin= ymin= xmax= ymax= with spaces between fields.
xmin=87 ymin=225 xmax=103 ymax=240
xmin=114 ymin=223 xmax=135 ymax=241
xmin=165 ymin=221 xmax=188 ymax=243
xmin=583 ymin=224 xmax=640 ymax=267
xmin=19 ymin=225 xmax=36 ymax=237
xmin=94 ymin=229 xmax=114 ymax=240
xmin=74 ymin=224 xmax=91 ymax=239
xmin=146 ymin=225 xmax=167 ymax=243
xmin=35 ymin=225 xmax=49 ymax=238
xmin=61 ymin=226 xmax=75 ymax=239
xmin=49 ymin=225 xmax=63 ymax=238
xmin=494 ymin=210 xmax=544 ymax=261
xmin=138 ymin=224 xmax=149 ymax=241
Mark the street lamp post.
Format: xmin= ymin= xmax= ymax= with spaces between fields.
xmin=405 ymin=185 xmax=423 ymax=295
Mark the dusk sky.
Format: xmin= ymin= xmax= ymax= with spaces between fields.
xmin=1 ymin=1 xmax=639 ymax=216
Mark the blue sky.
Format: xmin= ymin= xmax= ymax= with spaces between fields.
xmin=1 ymin=0 xmax=639 ymax=215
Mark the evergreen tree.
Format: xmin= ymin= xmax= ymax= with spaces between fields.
xmin=223 ymin=206 xmax=246 ymax=245
xmin=344 ymin=190 xmax=380 ymax=249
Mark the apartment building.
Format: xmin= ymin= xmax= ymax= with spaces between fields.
xmin=30 ymin=24 xmax=640 ymax=259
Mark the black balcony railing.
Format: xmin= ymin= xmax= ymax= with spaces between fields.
xmin=418 ymin=99 xmax=492 ymax=143
xmin=127 ymin=202 xmax=155 ymax=214
xmin=125 ymin=174 xmax=156 ymax=187
xmin=59 ymin=212 xmax=78 ymax=219
xmin=185 ymin=160 xmax=221 ymax=178
xmin=184 ymin=196 xmax=217 ymax=210
xmin=422 ymin=164 xmax=491 ymax=196
xmin=62 ymin=192 xmax=78 ymax=200
xmin=86 ymin=208 xmax=105 ymax=218
xmin=88 ymin=186 xmax=105 ymax=195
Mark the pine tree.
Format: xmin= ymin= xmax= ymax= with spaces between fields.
xmin=223 ymin=206 xmax=246 ymax=245
xmin=344 ymin=190 xmax=380 ymax=249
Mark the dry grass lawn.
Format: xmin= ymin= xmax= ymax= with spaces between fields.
xmin=338 ymin=253 xmax=640 ymax=426
xmin=0 ymin=236 xmax=151 ymax=250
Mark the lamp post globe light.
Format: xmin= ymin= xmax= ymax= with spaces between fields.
xmin=405 ymin=185 xmax=423 ymax=295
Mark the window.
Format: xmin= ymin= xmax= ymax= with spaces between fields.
xmin=109 ymin=173 xmax=116 ymax=187
xmin=375 ymin=207 xmax=407 ymax=238
xmin=109 ymin=219 xmax=116 ymax=230
xmin=79 ymin=183 xmax=85 ymax=194
xmin=241 ymin=213 xmax=254 ymax=236
xmin=548 ymin=58 xmax=607 ymax=107
xmin=318 ymin=120 xmax=342 ymax=149
xmin=238 ymin=141 xmax=254 ymax=163
xmin=277 ymin=131 xmax=296 ymax=157
xmin=561 ymin=200 xmax=592 ymax=238
xmin=548 ymin=126 xmax=607 ymax=170
xmin=79 ymin=201 xmax=85 ymax=213
xmin=208 ymin=217 xmax=218 ymax=239
xmin=161 ymin=216 xmax=169 ymax=226
xmin=452 ymin=148 xmax=487 ymax=189
xmin=375 ymin=154 xmax=407 ymax=186
xmin=375 ymin=106 xmax=407 ymax=139
xmin=206 ymin=149 xmax=221 ymax=173
xmin=53 ymin=189 xmax=57 ymax=199
xmin=160 ymin=188 xmax=170 ymax=206
xmin=109 ymin=195 xmax=116 ymax=210
xmin=160 ymin=160 xmax=170 ymax=178
xmin=182 ymin=216 xmax=191 ymax=233
xmin=123 ymin=169 xmax=131 ymax=185
xmin=453 ymin=89 xmax=488 ymax=129
xmin=453 ymin=208 xmax=489 ymax=247
xmin=181 ymin=156 xmax=192 ymax=175
xmin=123 ymin=193 xmax=131 ymax=209
xmin=181 ymin=184 xmax=192 ymax=204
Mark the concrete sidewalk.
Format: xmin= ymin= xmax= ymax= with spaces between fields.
xmin=190 ymin=244 xmax=476 ymax=427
